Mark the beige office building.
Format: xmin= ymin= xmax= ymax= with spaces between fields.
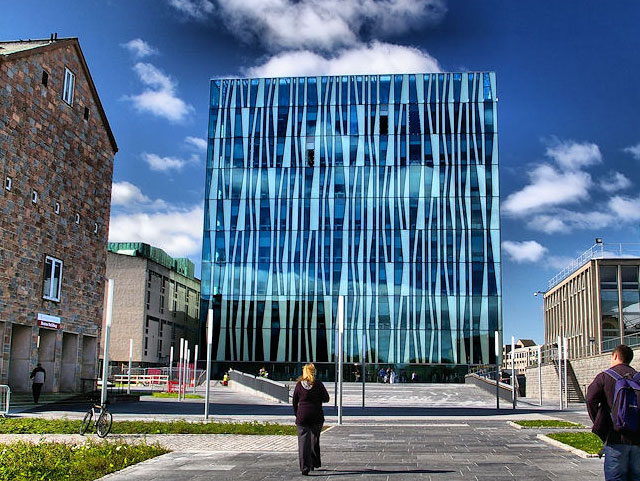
xmin=544 ymin=247 xmax=640 ymax=359
xmin=502 ymin=339 xmax=539 ymax=374
xmin=103 ymin=243 xmax=201 ymax=366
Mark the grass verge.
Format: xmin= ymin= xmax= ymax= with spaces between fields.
xmin=148 ymin=392 xmax=203 ymax=399
xmin=0 ymin=441 xmax=167 ymax=481
xmin=514 ymin=420 xmax=585 ymax=429
xmin=0 ymin=418 xmax=296 ymax=435
xmin=546 ymin=432 xmax=603 ymax=455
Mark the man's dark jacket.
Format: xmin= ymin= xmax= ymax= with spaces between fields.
xmin=586 ymin=363 xmax=640 ymax=445
xmin=292 ymin=380 xmax=330 ymax=426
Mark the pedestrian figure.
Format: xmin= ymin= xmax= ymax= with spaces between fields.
xmin=411 ymin=372 xmax=418 ymax=383
xmin=222 ymin=371 xmax=229 ymax=386
xmin=389 ymin=368 xmax=396 ymax=384
xmin=586 ymin=344 xmax=640 ymax=480
xmin=378 ymin=367 xmax=385 ymax=383
xmin=354 ymin=369 xmax=361 ymax=382
xmin=293 ymin=363 xmax=330 ymax=476
xmin=30 ymin=363 xmax=46 ymax=403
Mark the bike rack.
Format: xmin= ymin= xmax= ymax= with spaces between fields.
xmin=0 ymin=384 xmax=10 ymax=416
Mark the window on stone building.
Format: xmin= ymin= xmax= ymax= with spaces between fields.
xmin=84 ymin=107 xmax=89 ymax=120
xmin=93 ymin=222 xmax=98 ymax=234
xmin=54 ymin=202 xmax=60 ymax=215
xmin=75 ymin=213 xmax=80 ymax=224
xmin=42 ymin=70 xmax=49 ymax=87
xmin=62 ymin=68 xmax=75 ymax=105
xmin=32 ymin=190 xmax=38 ymax=204
xmin=43 ymin=255 xmax=63 ymax=302
xmin=4 ymin=176 xmax=11 ymax=191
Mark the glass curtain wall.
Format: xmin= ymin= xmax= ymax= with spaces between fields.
xmin=201 ymin=73 xmax=501 ymax=369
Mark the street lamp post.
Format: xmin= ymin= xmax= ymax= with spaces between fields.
xmin=127 ymin=338 xmax=133 ymax=395
xmin=101 ymin=279 xmax=114 ymax=406
xmin=337 ymin=295 xmax=344 ymax=425
xmin=494 ymin=330 xmax=500 ymax=410
xmin=205 ymin=309 xmax=213 ymax=419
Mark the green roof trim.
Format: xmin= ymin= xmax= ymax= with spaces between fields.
xmin=108 ymin=242 xmax=196 ymax=280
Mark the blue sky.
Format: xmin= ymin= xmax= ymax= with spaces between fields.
xmin=3 ymin=0 xmax=640 ymax=344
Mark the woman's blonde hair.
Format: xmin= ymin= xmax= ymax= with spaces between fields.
xmin=298 ymin=363 xmax=315 ymax=384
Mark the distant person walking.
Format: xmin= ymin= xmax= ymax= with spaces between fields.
xmin=292 ymin=363 xmax=330 ymax=476
xmin=586 ymin=344 xmax=640 ymax=480
xmin=30 ymin=363 xmax=46 ymax=403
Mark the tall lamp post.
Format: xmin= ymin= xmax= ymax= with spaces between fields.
xmin=101 ymin=279 xmax=115 ymax=406
xmin=205 ymin=308 xmax=213 ymax=420
xmin=534 ymin=291 xmax=546 ymax=406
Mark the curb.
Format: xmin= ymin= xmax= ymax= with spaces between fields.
xmin=506 ymin=421 xmax=587 ymax=430
xmin=536 ymin=433 xmax=600 ymax=459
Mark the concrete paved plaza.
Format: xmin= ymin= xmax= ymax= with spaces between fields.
xmin=98 ymin=421 xmax=602 ymax=480
xmin=11 ymin=383 xmax=602 ymax=480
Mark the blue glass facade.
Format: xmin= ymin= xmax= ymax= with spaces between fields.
xmin=202 ymin=73 xmax=501 ymax=369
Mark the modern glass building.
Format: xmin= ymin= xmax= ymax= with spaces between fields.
xmin=201 ymin=73 xmax=501 ymax=379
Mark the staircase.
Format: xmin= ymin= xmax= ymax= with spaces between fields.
xmin=551 ymin=360 xmax=584 ymax=403
xmin=8 ymin=392 xmax=87 ymax=412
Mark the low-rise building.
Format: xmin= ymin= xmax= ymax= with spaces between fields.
xmin=0 ymin=36 xmax=117 ymax=393
xmin=103 ymin=243 xmax=201 ymax=367
xmin=502 ymin=339 xmax=539 ymax=374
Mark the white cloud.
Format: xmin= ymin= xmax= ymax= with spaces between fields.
xmin=502 ymin=240 xmax=547 ymax=263
xmin=171 ymin=0 xmax=446 ymax=51
xmin=168 ymin=0 xmax=214 ymax=19
xmin=121 ymin=38 xmax=158 ymax=59
xmin=609 ymin=195 xmax=640 ymax=221
xmin=503 ymin=164 xmax=592 ymax=216
xmin=142 ymin=152 xmax=198 ymax=172
xmin=109 ymin=206 xmax=204 ymax=258
xmin=111 ymin=181 xmax=168 ymax=210
xmin=545 ymin=139 xmax=602 ymax=171
xmin=125 ymin=63 xmax=193 ymax=123
xmin=624 ymin=143 xmax=640 ymax=160
xmin=526 ymin=210 xmax=614 ymax=234
xmin=112 ymin=181 xmax=151 ymax=205
xmin=247 ymin=41 xmax=441 ymax=77
xmin=185 ymin=136 xmax=208 ymax=152
xmin=600 ymin=171 xmax=632 ymax=193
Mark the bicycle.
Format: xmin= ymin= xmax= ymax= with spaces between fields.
xmin=80 ymin=400 xmax=112 ymax=438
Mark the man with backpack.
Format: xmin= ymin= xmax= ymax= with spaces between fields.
xmin=586 ymin=344 xmax=640 ymax=480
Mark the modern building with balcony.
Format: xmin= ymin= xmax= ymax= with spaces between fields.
xmin=201 ymin=73 xmax=501 ymax=379
xmin=543 ymin=242 xmax=640 ymax=358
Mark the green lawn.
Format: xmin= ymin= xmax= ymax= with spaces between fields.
xmin=0 ymin=441 xmax=167 ymax=481
xmin=148 ymin=392 xmax=203 ymax=399
xmin=513 ymin=420 xmax=585 ymax=429
xmin=0 ymin=418 xmax=297 ymax=435
xmin=547 ymin=432 xmax=603 ymax=455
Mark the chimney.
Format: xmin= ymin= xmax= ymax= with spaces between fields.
xmin=50 ymin=33 xmax=54 ymax=41
xmin=54 ymin=33 xmax=58 ymax=40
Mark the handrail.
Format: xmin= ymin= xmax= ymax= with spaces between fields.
xmin=0 ymin=384 xmax=10 ymax=416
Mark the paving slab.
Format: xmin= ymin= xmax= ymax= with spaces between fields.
xmin=96 ymin=420 xmax=602 ymax=480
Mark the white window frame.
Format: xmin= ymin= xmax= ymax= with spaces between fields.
xmin=32 ymin=190 xmax=38 ymax=204
xmin=43 ymin=255 xmax=63 ymax=302
xmin=54 ymin=202 xmax=60 ymax=215
xmin=4 ymin=176 xmax=11 ymax=191
xmin=62 ymin=67 xmax=75 ymax=105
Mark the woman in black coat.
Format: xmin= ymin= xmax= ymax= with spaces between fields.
xmin=292 ymin=363 xmax=330 ymax=475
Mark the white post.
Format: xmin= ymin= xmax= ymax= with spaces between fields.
xmin=178 ymin=338 xmax=184 ymax=400
xmin=101 ymin=279 xmax=114 ymax=406
xmin=494 ymin=331 xmax=500 ymax=409
xmin=557 ymin=335 xmax=563 ymax=410
xmin=511 ymin=336 xmax=516 ymax=410
xmin=193 ymin=344 xmax=199 ymax=394
xmin=563 ymin=337 xmax=569 ymax=408
xmin=127 ymin=338 xmax=133 ymax=395
xmin=168 ymin=345 xmax=174 ymax=392
xmin=538 ymin=345 xmax=543 ymax=406
xmin=361 ymin=331 xmax=366 ymax=408
xmin=205 ymin=309 xmax=213 ymax=419
xmin=182 ymin=340 xmax=189 ymax=400
xmin=338 ymin=295 xmax=344 ymax=425
xmin=186 ymin=348 xmax=191 ymax=395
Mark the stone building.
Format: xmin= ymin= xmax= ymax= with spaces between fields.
xmin=501 ymin=339 xmax=538 ymax=374
xmin=0 ymin=36 xmax=117 ymax=393
xmin=104 ymin=243 xmax=201 ymax=367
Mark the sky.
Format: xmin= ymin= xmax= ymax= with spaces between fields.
xmin=3 ymin=0 xmax=640 ymax=344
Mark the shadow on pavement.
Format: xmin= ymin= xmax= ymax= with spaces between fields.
xmin=27 ymin=400 xmax=554 ymax=417
xmin=317 ymin=468 xmax=455 ymax=475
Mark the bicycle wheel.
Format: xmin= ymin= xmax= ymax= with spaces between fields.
xmin=80 ymin=409 xmax=93 ymax=435
xmin=96 ymin=410 xmax=113 ymax=438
